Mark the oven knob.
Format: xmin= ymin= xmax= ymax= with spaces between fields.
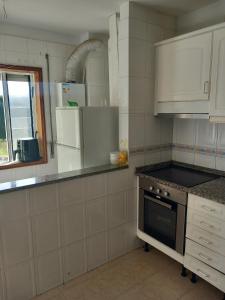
xmin=149 ymin=186 xmax=154 ymax=191
xmin=163 ymin=191 xmax=169 ymax=197
xmin=156 ymin=188 xmax=161 ymax=194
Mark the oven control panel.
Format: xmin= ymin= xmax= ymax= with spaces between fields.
xmin=139 ymin=176 xmax=187 ymax=206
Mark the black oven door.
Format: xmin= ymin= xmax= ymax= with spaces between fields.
xmin=143 ymin=192 xmax=177 ymax=249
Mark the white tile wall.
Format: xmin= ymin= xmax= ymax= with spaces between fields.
xmin=0 ymin=166 xmax=139 ymax=299
xmin=0 ymin=34 xmax=75 ymax=183
xmin=61 ymin=203 xmax=85 ymax=246
xmin=172 ymin=119 xmax=225 ymax=170
xmin=87 ymin=231 xmax=108 ymax=271
xmin=63 ymin=240 xmax=86 ymax=282
xmin=122 ymin=2 xmax=175 ymax=163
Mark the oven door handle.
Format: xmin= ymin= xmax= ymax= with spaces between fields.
xmin=144 ymin=195 xmax=173 ymax=210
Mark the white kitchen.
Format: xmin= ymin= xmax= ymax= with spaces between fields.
xmin=0 ymin=0 xmax=225 ymax=299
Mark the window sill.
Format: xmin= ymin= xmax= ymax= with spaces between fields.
xmin=0 ymin=158 xmax=48 ymax=170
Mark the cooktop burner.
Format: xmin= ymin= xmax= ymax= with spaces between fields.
xmin=144 ymin=165 xmax=219 ymax=188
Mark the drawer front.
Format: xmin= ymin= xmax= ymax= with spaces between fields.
xmin=186 ymin=223 xmax=225 ymax=256
xmin=187 ymin=208 xmax=225 ymax=239
xmin=186 ymin=239 xmax=225 ymax=274
xmin=188 ymin=194 xmax=225 ymax=221
xmin=184 ymin=254 xmax=225 ymax=293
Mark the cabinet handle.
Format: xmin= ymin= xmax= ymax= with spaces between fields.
xmin=199 ymin=236 xmax=213 ymax=245
xmin=201 ymin=205 xmax=216 ymax=213
xmin=198 ymin=252 xmax=212 ymax=262
xmin=200 ymin=220 xmax=216 ymax=230
xmin=204 ymin=81 xmax=209 ymax=94
xmin=197 ymin=269 xmax=210 ymax=278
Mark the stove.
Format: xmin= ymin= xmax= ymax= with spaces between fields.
xmin=143 ymin=165 xmax=219 ymax=188
xmin=137 ymin=164 xmax=219 ymax=257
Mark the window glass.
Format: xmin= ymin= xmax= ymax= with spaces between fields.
xmin=7 ymin=74 xmax=34 ymax=151
xmin=0 ymin=76 xmax=9 ymax=163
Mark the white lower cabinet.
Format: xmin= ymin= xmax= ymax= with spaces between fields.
xmin=184 ymin=255 xmax=225 ymax=293
xmin=186 ymin=239 xmax=225 ymax=274
xmin=185 ymin=194 xmax=225 ymax=293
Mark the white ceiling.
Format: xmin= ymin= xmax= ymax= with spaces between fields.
xmin=0 ymin=0 xmax=219 ymax=36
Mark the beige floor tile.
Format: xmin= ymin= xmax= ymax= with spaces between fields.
xmin=180 ymin=278 xmax=223 ymax=300
xmin=33 ymin=247 xmax=224 ymax=300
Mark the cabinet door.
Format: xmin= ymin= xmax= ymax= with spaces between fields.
xmin=210 ymin=28 xmax=225 ymax=117
xmin=155 ymin=32 xmax=212 ymax=102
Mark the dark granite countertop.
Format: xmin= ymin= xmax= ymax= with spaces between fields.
xmin=136 ymin=161 xmax=225 ymax=205
xmin=0 ymin=164 xmax=128 ymax=194
xmin=189 ymin=177 xmax=225 ymax=205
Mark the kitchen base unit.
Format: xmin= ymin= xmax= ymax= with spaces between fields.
xmin=184 ymin=193 xmax=225 ymax=295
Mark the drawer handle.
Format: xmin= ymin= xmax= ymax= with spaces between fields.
xmin=201 ymin=205 xmax=216 ymax=213
xmin=199 ymin=236 xmax=213 ymax=245
xmin=197 ymin=269 xmax=210 ymax=278
xmin=198 ymin=252 xmax=212 ymax=262
xmin=199 ymin=221 xmax=217 ymax=230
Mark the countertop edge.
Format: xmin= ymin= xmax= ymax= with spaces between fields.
xmin=0 ymin=164 xmax=128 ymax=194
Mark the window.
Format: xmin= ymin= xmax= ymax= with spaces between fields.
xmin=0 ymin=65 xmax=47 ymax=169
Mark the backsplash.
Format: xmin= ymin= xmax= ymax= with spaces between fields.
xmin=172 ymin=119 xmax=225 ymax=171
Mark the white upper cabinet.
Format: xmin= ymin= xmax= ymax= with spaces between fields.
xmin=155 ymin=32 xmax=212 ymax=103
xmin=210 ymin=28 xmax=225 ymax=118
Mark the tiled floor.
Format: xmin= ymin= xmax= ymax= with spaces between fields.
xmin=33 ymin=248 xmax=223 ymax=300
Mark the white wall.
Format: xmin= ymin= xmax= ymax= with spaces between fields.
xmin=118 ymin=2 xmax=175 ymax=163
xmin=172 ymin=119 xmax=225 ymax=171
xmin=85 ymin=41 xmax=109 ymax=106
xmin=177 ymin=0 xmax=225 ymax=34
xmin=0 ymin=34 xmax=75 ymax=182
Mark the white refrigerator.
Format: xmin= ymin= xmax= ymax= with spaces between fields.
xmin=55 ymin=82 xmax=86 ymax=107
xmin=56 ymin=107 xmax=118 ymax=172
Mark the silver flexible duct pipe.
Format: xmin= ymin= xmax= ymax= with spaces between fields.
xmin=65 ymin=39 xmax=104 ymax=82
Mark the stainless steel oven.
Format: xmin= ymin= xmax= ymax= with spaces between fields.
xmin=138 ymin=177 xmax=187 ymax=255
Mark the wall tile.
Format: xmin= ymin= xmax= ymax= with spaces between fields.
xmin=119 ymin=38 xmax=129 ymax=77
xmin=5 ymin=260 xmax=35 ymax=300
xmin=0 ymin=190 xmax=29 ymax=221
xmin=125 ymin=221 xmax=141 ymax=251
xmin=172 ymin=149 xmax=195 ymax=165
xmin=127 ymin=189 xmax=138 ymax=222
xmin=130 ymin=38 xmax=147 ymax=77
xmin=130 ymin=78 xmax=151 ymax=113
xmin=29 ymin=184 xmax=58 ymax=215
xmin=130 ymin=19 xmax=147 ymax=40
xmin=173 ymin=119 xmax=196 ymax=145
xmin=107 ymin=169 xmax=129 ymax=194
xmin=59 ymin=178 xmax=85 ymax=206
xmin=196 ymin=120 xmax=217 ymax=147
xmin=130 ymin=113 xmax=145 ymax=149
xmin=108 ymin=225 xmax=127 ymax=260
xmin=86 ymin=197 xmax=107 ymax=237
xmin=194 ymin=153 xmax=216 ymax=169
xmin=61 ymin=203 xmax=85 ymax=245
xmin=35 ymin=250 xmax=63 ymax=294
xmin=144 ymin=115 xmax=161 ymax=147
xmin=1 ymin=219 xmax=32 ymax=266
xmin=119 ymin=19 xmax=129 ymax=40
xmin=84 ymin=174 xmax=107 ymax=201
xmin=63 ymin=240 xmax=86 ymax=282
xmin=87 ymin=232 xmax=108 ymax=271
xmin=144 ymin=151 xmax=161 ymax=165
xmin=108 ymin=192 xmax=127 ymax=229
xmin=32 ymin=211 xmax=60 ymax=256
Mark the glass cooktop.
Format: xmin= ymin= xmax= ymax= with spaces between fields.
xmin=144 ymin=165 xmax=219 ymax=188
